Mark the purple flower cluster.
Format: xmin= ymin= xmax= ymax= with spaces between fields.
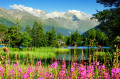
xmin=0 ymin=60 xmax=119 ymax=79
xmin=112 ymin=68 xmax=120 ymax=78
xmin=94 ymin=61 xmax=99 ymax=67
xmin=50 ymin=61 xmax=58 ymax=69
xmin=78 ymin=65 xmax=94 ymax=78
xmin=0 ymin=67 xmax=4 ymax=78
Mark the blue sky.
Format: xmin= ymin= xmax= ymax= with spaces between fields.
xmin=0 ymin=0 xmax=110 ymax=14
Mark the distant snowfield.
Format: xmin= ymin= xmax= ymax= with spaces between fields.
xmin=9 ymin=4 xmax=92 ymax=20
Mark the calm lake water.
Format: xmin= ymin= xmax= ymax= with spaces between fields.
xmin=0 ymin=45 xmax=4 ymax=48
xmin=57 ymin=46 xmax=111 ymax=61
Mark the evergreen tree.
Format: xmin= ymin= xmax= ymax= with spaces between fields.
xmin=25 ymin=25 xmax=31 ymax=35
xmin=88 ymin=29 xmax=96 ymax=39
xmin=36 ymin=23 xmax=46 ymax=47
xmin=57 ymin=33 xmax=63 ymax=39
xmin=0 ymin=24 xmax=8 ymax=44
xmin=83 ymin=38 xmax=89 ymax=46
xmin=97 ymin=0 xmax=120 ymax=7
xmin=66 ymin=36 xmax=71 ymax=46
xmin=21 ymin=32 xmax=32 ymax=47
xmin=32 ymin=21 xmax=38 ymax=47
xmin=15 ymin=17 xmax=22 ymax=31
xmin=46 ymin=31 xmax=52 ymax=46
xmin=70 ymin=30 xmax=82 ymax=46
xmin=8 ymin=26 xmax=22 ymax=47
xmin=96 ymin=29 xmax=107 ymax=45
xmin=51 ymin=25 xmax=59 ymax=47
xmin=94 ymin=0 xmax=120 ymax=42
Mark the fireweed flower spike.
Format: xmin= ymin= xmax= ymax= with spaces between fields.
xmin=94 ymin=61 xmax=99 ymax=67
xmin=7 ymin=60 xmax=10 ymax=64
xmin=24 ymin=73 xmax=29 ymax=79
xmin=0 ymin=67 xmax=4 ymax=78
xmin=50 ymin=61 xmax=58 ymax=69
xmin=6 ymin=50 xmax=8 ymax=53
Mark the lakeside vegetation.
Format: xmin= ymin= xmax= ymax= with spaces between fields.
xmin=0 ymin=47 xmax=70 ymax=60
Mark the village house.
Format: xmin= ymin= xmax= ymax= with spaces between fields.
xmin=57 ymin=39 xmax=65 ymax=46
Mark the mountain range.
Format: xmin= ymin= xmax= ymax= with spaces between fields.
xmin=0 ymin=4 xmax=99 ymax=35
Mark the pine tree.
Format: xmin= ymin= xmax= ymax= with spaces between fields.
xmin=51 ymin=25 xmax=59 ymax=47
xmin=8 ymin=26 xmax=22 ymax=47
xmin=46 ymin=31 xmax=52 ymax=46
xmin=21 ymin=32 xmax=32 ymax=47
xmin=32 ymin=21 xmax=38 ymax=47
xmin=25 ymin=25 xmax=31 ymax=35
xmin=15 ymin=17 xmax=22 ymax=31
xmin=57 ymin=33 xmax=63 ymax=39
xmin=37 ymin=23 xmax=46 ymax=47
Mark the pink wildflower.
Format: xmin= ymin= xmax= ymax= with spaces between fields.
xmin=111 ymin=68 xmax=120 ymax=78
xmin=0 ymin=67 xmax=4 ymax=78
xmin=18 ymin=68 xmax=22 ymax=73
xmin=94 ymin=61 xmax=99 ymax=66
xmin=6 ymin=50 xmax=8 ymax=53
xmin=27 ymin=66 xmax=33 ymax=74
xmin=14 ymin=62 xmax=19 ymax=66
xmin=24 ymin=73 xmax=29 ymax=79
xmin=70 ymin=67 xmax=75 ymax=72
xmin=103 ymin=72 xmax=110 ymax=79
xmin=50 ymin=61 xmax=58 ymax=69
xmin=37 ymin=77 xmax=43 ymax=79
xmin=7 ymin=60 xmax=10 ymax=64
xmin=36 ymin=60 xmax=41 ymax=66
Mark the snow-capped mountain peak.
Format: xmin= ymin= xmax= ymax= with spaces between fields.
xmin=46 ymin=11 xmax=65 ymax=19
xmin=9 ymin=4 xmax=47 ymax=17
xmin=9 ymin=4 xmax=93 ymax=20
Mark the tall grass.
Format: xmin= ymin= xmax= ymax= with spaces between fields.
xmin=0 ymin=47 xmax=70 ymax=60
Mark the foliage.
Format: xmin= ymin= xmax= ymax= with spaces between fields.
xmin=114 ymin=36 xmax=120 ymax=45
xmin=57 ymin=33 xmax=63 ymax=39
xmin=0 ymin=47 xmax=69 ymax=59
xmin=8 ymin=26 xmax=22 ymax=47
xmin=21 ymin=32 xmax=32 ymax=47
xmin=36 ymin=23 xmax=46 ymax=47
xmin=97 ymin=0 xmax=120 ymax=7
xmin=51 ymin=25 xmax=59 ymax=47
xmin=0 ymin=20 xmax=110 ymax=47
xmin=94 ymin=8 xmax=120 ymax=37
xmin=24 ymin=25 xmax=31 ymax=35
xmin=0 ymin=24 xmax=8 ymax=44
xmin=32 ymin=21 xmax=38 ymax=47
xmin=88 ymin=29 xmax=96 ymax=39
xmin=15 ymin=17 xmax=22 ymax=31
xmin=94 ymin=0 xmax=120 ymax=45
xmin=96 ymin=29 xmax=108 ymax=46
xmin=41 ymin=26 xmax=59 ymax=47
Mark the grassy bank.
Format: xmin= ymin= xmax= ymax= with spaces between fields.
xmin=0 ymin=47 xmax=70 ymax=60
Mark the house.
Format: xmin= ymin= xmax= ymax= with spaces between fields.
xmin=57 ymin=39 xmax=65 ymax=44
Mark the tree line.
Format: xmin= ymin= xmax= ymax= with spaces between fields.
xmin=0 ymin=21 xmax=59 ymax=48
xmin=0 ymin=20 xmax=110 ymax=48
xmin=59 ymin=29 xmax=109 ymax=47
